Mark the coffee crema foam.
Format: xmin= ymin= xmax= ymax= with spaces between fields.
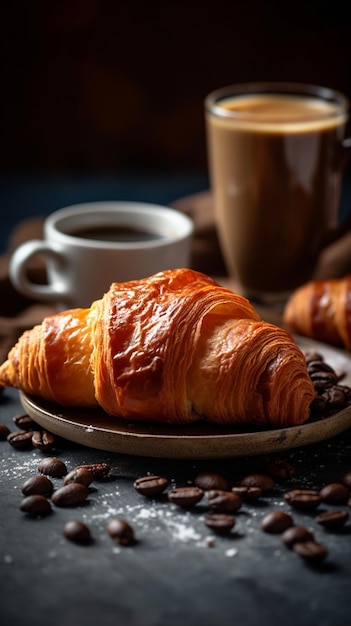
xmin=210 ymin=94 xmax=347 ymax=133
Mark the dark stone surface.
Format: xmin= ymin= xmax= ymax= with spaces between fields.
xmin=1 ymin=386 xmax=351 ymax=626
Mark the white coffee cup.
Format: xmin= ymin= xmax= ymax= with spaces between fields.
xmin=9 ymin=201 xmax=194 ymax=309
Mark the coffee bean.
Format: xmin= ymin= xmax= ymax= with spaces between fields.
xmin=310 ymin=395 xmax=328 ymax=413
xmin=7 ymin=430 xmax=33 ymax=449
xmin=106 ymin=518 xmax=135 ymax=545
xmin=232 ymin=485 xmax=263 ymax=501
xmin=133 ymin=475 xmax=168 ymax=497
xmin=31 ymin=430 xmax=56 ymax=452
xmin=342 ymin=471 xmax=351 ymax=490
xmin=309 ymin=371 xmax=338 ymax=391
xmin=38 ymin=457 xmax=67 ymax=478
xmin=167 ymin=486 xmax=204 ymax=508
xmin=75 ymin=462 xmax=110 ymax=479
xmin=281 ymin=526 xmax=314 ymax=548
xmin=321 ymin=386 xmax=351 ymax=409
xmin=316 ymin=510 xmax=349 ymax=529
xmin=240 ymin=473 xmax=275 ymax=494
xmin=20 ymin=494 xmax=52 ymax=516
xmin=194 ymin=471 xmax=230 ymax=492
xmin=51 ymin=483 xmax=89 ymax=507
xmin=320 ymin=482 xmax=350 ymax=504
xmin=206 ymin=489 xmax=242 ymax=513
xmin=260 ymin=511 xmax=294 ymax=534
xmin=305 ymin=351 xmax=324 ymax=365
xmin=63 ymin=467 xmax=94 ymax=487
xmin=204 ymin=513 xmax=236 ymax=535
xmin=21 ymin=475 xmax=54 ymax=497
xmin=0 ymin=423 xmax=11 ymax=440
xmin=307 ymin=360 xmax=338 ymax=388
xmin=284 ymin=489 xmax=322 ymax=511
xmin=305 ymin=354 xmax=351 ymax=412
xmin=64 ymin=520 xmax=92 ymax=544
xmin=262 ymin=457 xmax=295 ymax=480
xmin=293 ymin=540 xmax=328 ymax=562
xmin=12 ymin=413 xmax=36 ymax=430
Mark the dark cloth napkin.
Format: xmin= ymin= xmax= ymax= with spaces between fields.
xmin=1 ymin=190 xmax=351 ymax=364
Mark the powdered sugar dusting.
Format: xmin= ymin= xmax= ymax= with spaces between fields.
xmin=1 ymin=452 xmax=42 ymax=484
xmin=82 ymin=494 xmax=206 ymax=545
xmin=225 ymin=547 xmax=238 ymax=558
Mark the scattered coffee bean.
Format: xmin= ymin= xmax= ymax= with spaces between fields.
xmin=51 ymin=483 xmax=89 ymax=507
xmin=306 ymin=353 xmax=351 ymax=415
xmin=133 ymin=475 xmax=168 ymax=497
xmin=206 ymin=489 xmax=242 ymax=513
xmin=281 ymin=526 xmax=314 ymax=548
xmin=20 ymin=494 xmax=52 ymax=516
xmin=310 ymin=395 xmax=328 ymax=413
xmin=309 ymin=370 xmax=338 ymax=392
xmin=306 ymin=357 xmax=338 ymax=386
xmin=194 ymin=471 xmax=230 ymax=492
xmin=7 ymin=430 xmax=34 ymax=449
xmin=64 ymin=520 xmax=92 ymax=544
xmin=232 ymin=485 xmax=263 ymax=501
xmin=341 ymin=471 xmax=351 ymax=490
xmin=320 ymin=482 xmax=350 ymax=504
xmin=293 ymin=540 xmax=328 ymax=562
xmin=7 ymin=398 xmax=351 ymax=566
xmin=204 ymin=513 xmax=236 ymax=535
xmin=63 ymin=467 xmax=94 ymax=487
xmin=106 ymin=518 xmax=135 ymax=545
xmin=284 ymin=489 xmax=322 ymax=511
xmin=31 ymin=430 xmax=56 ymax=452
xmin=260 ymin=511 xmax=294 ymax=534
xmin=240 ymin=473 xmax=275 ymax=494
xmin=0 ymin=423 xmax=11 ymax=440
xmin=38 ymin=457 xmax=67 ymax=478
xmin=262 ymin=457 xmax=295 ymax=480
xmin=316 ymin=510 xmax=349 ymax=529
xmin=21 ymin=475 xmax=54 ymax=497
xmin=12 ymin=413 xmax=36 ymax=430
xmin=321 ymin=386 xmax=351 ymax=409
xmin=75 ymin=462 xmax=110 ymax=479
xmin=305 ymin=352 xmax=327 ymax=367
xmin=167 ymin=486 xmax=204 ymax=508
xmin=305 ymin=351 xmax=324 ymax=365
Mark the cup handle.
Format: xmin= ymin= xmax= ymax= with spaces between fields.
xmin=9 ymin=240 xmax=69 ymax=303
xmin=318 ymin=136 xmax=351 ymax=247
xmin=337 ymin=136 xmax=351 ymax=169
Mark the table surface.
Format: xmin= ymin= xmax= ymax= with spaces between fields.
xmin=1 ymin=387 xmax=351 ymax=626
xmin=1 ymin=174 xmax=351 ymax=626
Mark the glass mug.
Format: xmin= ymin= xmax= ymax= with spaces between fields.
xmin=205 ymin=82 xmax=351 ymax=304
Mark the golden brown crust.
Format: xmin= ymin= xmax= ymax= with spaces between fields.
xmin=283 ymin=275 xmax=351 ymax=349
xmin=0 ymin=268 xmax=315 ymax=426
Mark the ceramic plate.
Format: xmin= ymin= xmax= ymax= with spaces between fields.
xmin=20 ymin=337 xmax=351 ymax=459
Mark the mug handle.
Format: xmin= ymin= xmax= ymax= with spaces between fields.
xmin=339 ymin=136 xmax=351 ymax=167
xmin=9 ymin=240 xmax=69 ymax=303
xmin=314 ymin=137 xmax=351 ymax=278
xmin=319 ymin=136 xmax=351 ymax=245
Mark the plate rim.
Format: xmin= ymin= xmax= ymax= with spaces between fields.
xmin=19 ymin=336 xmax=351 ymax=459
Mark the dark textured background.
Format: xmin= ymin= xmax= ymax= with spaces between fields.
xmin=2 ymin=0 xmax=351 ymax=174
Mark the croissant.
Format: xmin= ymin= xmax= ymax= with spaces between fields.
xmin=283 ymin=275 xmax=351 ymax=349
xmin=0 ymin=268 xmax=315 ymax=427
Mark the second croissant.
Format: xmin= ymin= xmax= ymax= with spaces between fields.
xmin=283 ymin=275 xmax=351 ymax=349
xmin=0 ymin=268 xmax=315 ymax=427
